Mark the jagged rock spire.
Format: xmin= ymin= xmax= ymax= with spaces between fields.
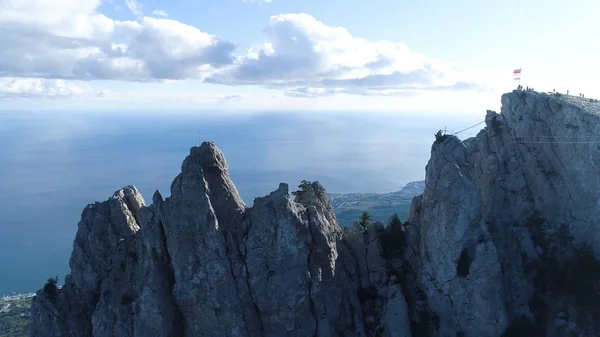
xmin=30 ymin=141 xmax=410 ymax=337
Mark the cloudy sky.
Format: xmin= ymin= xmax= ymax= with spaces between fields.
xmin=1 ymin=0 xmax=598 ymax=111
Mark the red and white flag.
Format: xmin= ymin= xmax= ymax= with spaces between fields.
xmin=513 ymin=68 xmax=522 ymax=80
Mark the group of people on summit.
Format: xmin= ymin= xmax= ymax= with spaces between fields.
xmin=517 ymin=85 xmax=592 ymax=100
xmin=516 ymin=85 xmax=535 ymax=92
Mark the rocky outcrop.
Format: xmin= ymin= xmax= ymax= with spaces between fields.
xmin=30 ymin=90 xmax=600 ymax=337
xmin=405 ymin=91 xmax=600 ymax=336
xmin=29 ymin=142 xmax=411 ymax=337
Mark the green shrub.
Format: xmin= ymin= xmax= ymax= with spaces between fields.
xmin=434 ymin=130 xmax=448 ymax=144
xmin=43 ymin=276 xmax=59 ymax=297
xmin=291 ymin=180 xmax=311 ymax=198
xmin=357 ymin=285 xmax=379 ymax=304
xmin=456 ymin=249 xmax=471 ymax=277
xmin=127 ymin=250 xmax=138 ymax=263
xmin=566 ymin=242 xmax=600 ymax=311
xmin=358 ymin=211 xmax=371 ymax=233
xmin=527 ymin=234 xmax=600 ymax=332
xmin=121 ymin=294 xmax=133 ymax=305
xmin=377 ymin=214 xmax=406 ymax=259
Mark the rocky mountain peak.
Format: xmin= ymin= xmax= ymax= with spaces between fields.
xmin=29 ymin=90 xmax=600 ymax=337
xmin=30 ymin=140 xmax=409 ymax=337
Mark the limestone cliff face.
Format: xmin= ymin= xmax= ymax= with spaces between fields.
xmin=405 ymin=91 xmax=600 ymax=336
xmin=30 ymin=142 xmax=410 ymax=337
xmin=30 ymin=91 xmax=600 ymax=337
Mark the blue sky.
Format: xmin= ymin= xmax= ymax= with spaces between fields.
xmin=0 ymin=0 xmax=598 ymax=111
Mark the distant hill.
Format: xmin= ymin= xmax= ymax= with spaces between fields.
xmin=329 ymin=181 xmax=425 ymax=228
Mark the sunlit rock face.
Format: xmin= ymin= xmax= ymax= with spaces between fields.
xmin=406 ymin=91 xmax=600 ymax=336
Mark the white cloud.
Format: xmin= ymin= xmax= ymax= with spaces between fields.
xmin=0 ymin=2 xmax=483 ymax=99
xmin=151 ymin=10 xmax=169 ymax=18
xmin=65 ymin=85 xmax=246 ymax=103
xmin=0 ymin=78 xmax=103 ymax=98
xmin=222 ymin=94 xmax=247 ymax=101
xmin=0 ymin=0 xmax=112 ymax=39
xmin=124 ymin=0 xmax=143 ymax=18
xmin=0 ymin=0 xmax=236 ymax=82
xmin=280 ymin=87 xmax=423 ymax=98
xmin=207 ymin=14 xmax=483 ymax=96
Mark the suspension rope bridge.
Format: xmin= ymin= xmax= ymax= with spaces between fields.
xmin=450 ymin=121 xmax=486 ymax=135
xmin=445 ymin=120 xmax=600 ymax=145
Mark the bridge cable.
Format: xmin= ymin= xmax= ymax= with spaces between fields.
xmin=451 ymin=121 xmax=486 ymax=135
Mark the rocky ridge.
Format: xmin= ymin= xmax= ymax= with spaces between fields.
xmin=30 ymin=143 xmax=410 ymax=337
xmin=29 ymin=90 xmax=600 ymax=337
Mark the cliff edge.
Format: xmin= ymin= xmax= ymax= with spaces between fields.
xmin=405 ymin=90 xmax=600 ymax=336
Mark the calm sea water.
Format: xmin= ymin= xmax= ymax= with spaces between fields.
xmin=0 ymin=110 xmax=481 ymax=294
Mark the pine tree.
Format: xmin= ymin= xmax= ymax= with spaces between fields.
xmin=358 ymin=211 xmax=371 ymax=233
xmin=292 ymin=180 xmax=311 ymax=197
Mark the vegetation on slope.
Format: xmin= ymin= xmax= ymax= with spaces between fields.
xmin=503 ymin=216 xmax=600 ymax=336
xmin=0 ymin=294 xmax=33 ymax=337
xmin=329 ymin=181 xmax=425 ymax=228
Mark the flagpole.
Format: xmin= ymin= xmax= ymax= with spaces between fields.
xmin=514 ymin=67 xmax=522 ymax=88
xmin=519 ymin=66 xmax=523 ymax=86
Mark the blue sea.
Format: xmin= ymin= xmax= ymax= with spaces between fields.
xmin=0 ymin=109 xmax=482 ymax=295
